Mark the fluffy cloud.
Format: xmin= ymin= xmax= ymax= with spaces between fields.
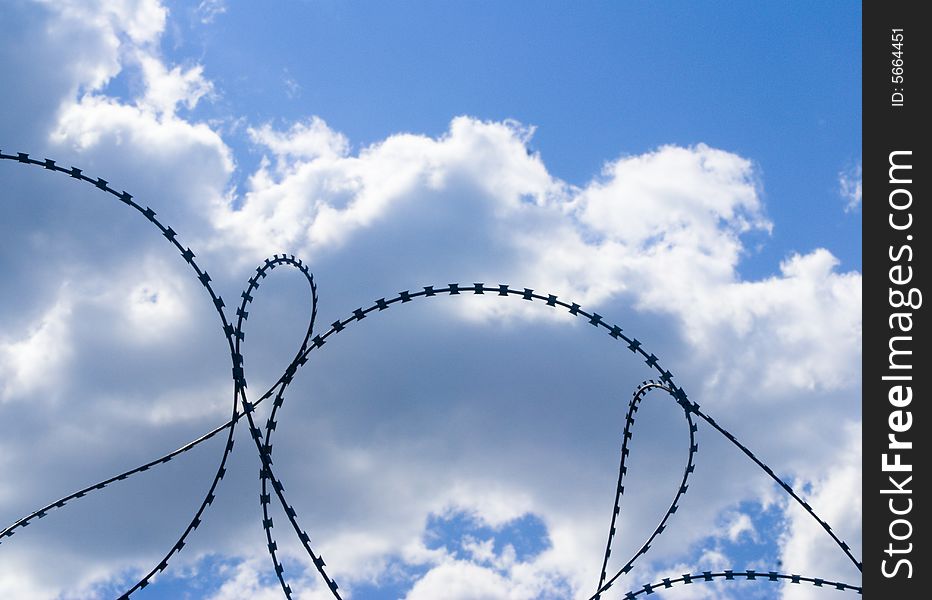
xmin=779 ymin=423 xmax=862 ymax=599
xmin=405 ymin=560 xmax=567 ymax=600
xmin=0 ymin=289 xmax=73 ymax=403
xmin=839 ymin=162 xmax=862 ymax=213
xmin=219 ymin=116 xmax=860 ymax=402
xmin=0 ymin=2 xmax=860 ymax=599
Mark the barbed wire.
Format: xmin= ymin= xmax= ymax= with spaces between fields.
xmin=0 ymin=151 xmax=861 ymax=598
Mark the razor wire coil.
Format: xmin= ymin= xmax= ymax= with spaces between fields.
xmin=0 ymin=151 xmax=862 ymax=598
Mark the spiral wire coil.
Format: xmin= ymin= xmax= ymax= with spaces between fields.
xmin=0 ymin=151 xmax=862 ymax=598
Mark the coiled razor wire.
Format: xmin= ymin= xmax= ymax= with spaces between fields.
xmin=0 ymin=151 xmax=862 ymax=599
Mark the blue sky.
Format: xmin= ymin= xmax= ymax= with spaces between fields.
xmin=156 ymin=0 xmax=861 ymax=276
xmin=0 ymin=2 xmax=861 ymax=599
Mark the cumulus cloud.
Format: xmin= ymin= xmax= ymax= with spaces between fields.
xmin=0 ymin=2 xmax=860 ymax=599
xmin=135 ymin=52 xmax=214 ymax=117
xmin=205 ymin=558 xmax=334 ymax=600
xmin=778 ymin=423 xmax=862 ymax=598
xmin=722 ymin=511 xmax=757 ymax=544
xmin=218 ymin=117 xmax=859 ymax=401
xmin=0 ymin=290 xmax=73 ymax=403
xmin=218 ymin=116 xmax=556 ymax=264
xmin=249 ymin=118 xmax=349 ymax=165
xmin=405 ymin=560 xmax=569 ymax=600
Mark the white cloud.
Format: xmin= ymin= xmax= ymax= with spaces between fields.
xmin=673 ymin=248 xmax=862 ymax=400
xmin=406 ymin=561 xmax=515 ymax=600
xmin=404 ymin=560 xmax=569 ymax=600
xmin=576 ymin=144 xmax=768 ymax=249
xmin=645 ymin=550 xmax=735 ymax=600
xmin=136 ymin=52 xmax=214 ymax=117
xmin=0 ymin=290 xmax=72 ymax=403
xmin=0 ymin=2 xmax=861 ymax=598
xmin=34 ymin=0 xmax=167 ymax=91
xmin=219 ymin=116 xmax=557 ymax=263
xmin=203 ymin=558 xmax=336 ymax=600
xmin=778 ymin=422 xmax=862 ymax=598
xmin=249 ymin=118 xmax=350 ymax=165
xmin=722 ymin=511 xmax=757 ymax=544
xmin=217 ymin=116 xmax=860 ymax=402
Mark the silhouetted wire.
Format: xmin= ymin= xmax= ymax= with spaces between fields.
xmin=0 ymin=152 xmax=861 ymax=598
